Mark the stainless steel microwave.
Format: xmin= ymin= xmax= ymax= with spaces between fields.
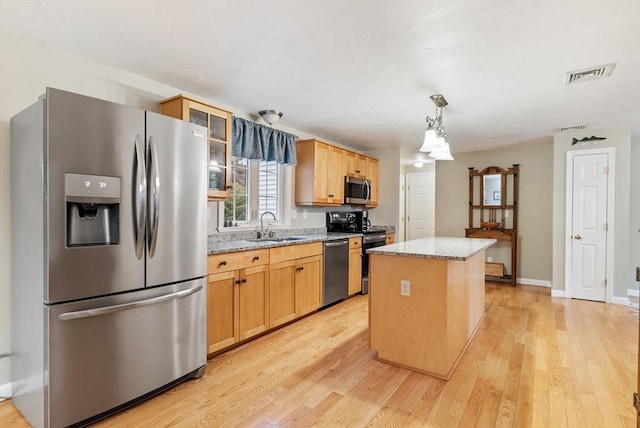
xmin=344 ymin=176 xmax=371 ymax=205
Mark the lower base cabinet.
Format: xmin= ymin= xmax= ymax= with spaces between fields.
xmin=207 ymin=242 xmax=323 ymax=355
xmin=207 ymin=250 xmax=269 ymax=354
xmin=348 ymin=237 xmax=362 ymax=296
xmin=269 ymin=244 xmax=322 ymax=328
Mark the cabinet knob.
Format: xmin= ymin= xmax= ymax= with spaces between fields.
xmin=241 ymin=278 xmax=247 ymax=283
xmin=235 ymin=279 xmax=241 ymax=285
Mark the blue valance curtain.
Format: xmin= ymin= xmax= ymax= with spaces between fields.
xmin=232 ymin=116 xmax=298 ymax=165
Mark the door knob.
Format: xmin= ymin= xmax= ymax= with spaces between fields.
xmin=574 ymin=234 xmax=582 ymax=240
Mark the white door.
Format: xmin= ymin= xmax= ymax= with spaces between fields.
xmin=570 ymin=152 xmax=609 ymax=301
xmin=407 ymin=172 xmax=435 ymax=240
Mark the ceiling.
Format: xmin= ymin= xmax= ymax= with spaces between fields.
xmin=1 ymin=1 xmax=639 ymax=159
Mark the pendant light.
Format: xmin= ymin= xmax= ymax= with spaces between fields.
xmin=419 ymin=94 xmax=453 ymax=160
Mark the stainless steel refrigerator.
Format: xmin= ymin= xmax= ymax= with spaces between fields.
xmin=11 ymin=88 xmax=207 ymax=428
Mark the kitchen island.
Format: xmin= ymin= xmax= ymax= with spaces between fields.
xmin=368 ymin=237 xmax=495 ymax=380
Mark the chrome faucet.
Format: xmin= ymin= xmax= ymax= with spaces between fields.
xmin=259 ymin=211 xmax=276 ymax=239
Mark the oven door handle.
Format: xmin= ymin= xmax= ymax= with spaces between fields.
xmin=363 ymin=234 xmax=387 ymax=244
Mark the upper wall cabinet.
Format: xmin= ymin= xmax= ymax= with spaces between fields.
xmin=344 ymin=151 xmax=367 ymax=178
xmin=365 ymin=157 xmax=379 ymax=207
xmin=295 ymin=139 xmax=344 ymax=206
xmin=295 ymin=140 xmax=379 ymax=207
xmin=160 ymin=95 xmax=232 ymax=201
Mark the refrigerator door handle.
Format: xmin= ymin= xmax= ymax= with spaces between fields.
xmin=147 ymin=136 xmax=160 ymax=258
xmin=133 ymin=134 xmax=146 ymax=260
xmin=57 ymin=284 xmax=203 ymax=321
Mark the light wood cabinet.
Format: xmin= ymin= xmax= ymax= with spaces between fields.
xmin=366 ymin=157 xmax=379 ymax=207
xmin=344 ymin=150 xmax=367 ymax=178
xmin=269 ymin=242 xmax=323 ymax=328
xmin=160 ymin=94 xmax=232 ymax=201
xmin=295 ymin=255 xmax=322 ymax=316
xmin=295 ymin=139 xmax=344 ymax=205
xmin=385 ymin=233 xmax=395 ymax=245
xmin=348 ymin=237 xmax=362 ymax=296
xmin=296 ymin=139 xmax=379 ymax=207
xmin=206 ymin=249 xmax=269 ymax=354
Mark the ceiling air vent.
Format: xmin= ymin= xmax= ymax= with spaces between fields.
xmin=565 ymin=63 xmax=616 ymax=85
xmin=559 ymin=125 xmax=587 ymax=132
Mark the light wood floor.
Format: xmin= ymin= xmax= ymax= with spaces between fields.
xmin=1 ymin=283 xmax=637 ymax=427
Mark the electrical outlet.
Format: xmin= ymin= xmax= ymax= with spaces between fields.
xmin=303 ymin=209 xmax=307 ymax=219
xmin=487 ymin=257 xmax=493 ymax=262
xmin=291 ymin=209 xmax=297 ymax=219
xmin=505 ymin=211 xmax=509 ymax=218
xmin=400 ymin=280 xmax=410 ymax=296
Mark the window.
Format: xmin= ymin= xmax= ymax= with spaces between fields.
xmin=222 ymin=157 xmax=289 ymax=228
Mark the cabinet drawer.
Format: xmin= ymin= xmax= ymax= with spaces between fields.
xmin=208 ymin=249 xmax=269 ymax=274
xmin=349 ymin=237 xmax=362 ymax=250
xmin=270 ymin=242 xmax=323 ymax=264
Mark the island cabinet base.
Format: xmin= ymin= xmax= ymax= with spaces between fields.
xmin=369 ymin=250 xmax=486 ymax=380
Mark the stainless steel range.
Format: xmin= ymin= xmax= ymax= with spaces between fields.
xmin=11 ymin=88 xmax=207 ymax=428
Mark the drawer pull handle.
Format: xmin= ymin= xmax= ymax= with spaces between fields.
xmin=219 ymin=261 xmax=227 ymax=266
xmin=242 ymin=278 xmax=247 ymax=283
xmin=253 ymin=256 xmax=260 ymax=261
xmin=296 ymin=266 xmax=305 ymax=272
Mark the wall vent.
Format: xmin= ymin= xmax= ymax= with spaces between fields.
xmin=559 ymin=125 xmax=587 ymax=132
xmin=565 ymin=63 xmax=616 ymax=85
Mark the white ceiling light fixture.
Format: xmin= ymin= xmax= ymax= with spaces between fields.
xmin=428 ymin=142 xmax=454 ymax=160
xmin=413 ymin=160 xmax=424 ymax=168
xmin=419 ymin=94 xmax=453 ymax=160
xmin=259 ymin=109 xmax=283 ymax=125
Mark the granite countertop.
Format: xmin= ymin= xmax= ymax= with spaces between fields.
xmin=208 ymin=233 xmax=357 ymax=255
xmin=367 ymin=236 xmax=496 ymax=261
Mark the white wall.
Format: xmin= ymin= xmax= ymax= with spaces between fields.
xmin=552 ymin=129 xmax=632 ymax=300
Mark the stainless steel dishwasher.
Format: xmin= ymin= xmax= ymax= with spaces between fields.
xmin=322 ymin=238 xmax=349 ymax=307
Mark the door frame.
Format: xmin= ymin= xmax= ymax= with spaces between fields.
xmin=564 ymin=147 xmax=615 ymax=302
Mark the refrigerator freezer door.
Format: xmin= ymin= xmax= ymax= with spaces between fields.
xmin=145 ymin=111 xmax=207 ymax=286
xmin=46 ymin=278 xmax=206 ymax=428
xmin=46 ymin=88 xmax=145 ymax=303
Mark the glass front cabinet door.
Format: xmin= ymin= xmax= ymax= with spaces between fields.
xmin=160 ymin=94 xmax=232 ymax=201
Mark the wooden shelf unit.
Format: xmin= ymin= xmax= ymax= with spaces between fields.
xmin=465 ymin=164 xmax=519 ymax=285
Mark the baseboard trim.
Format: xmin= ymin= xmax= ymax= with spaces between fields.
xmin=517 ymin=278 xmax=551 ymax=287
xmin=612 ymin=296 xmax=630 ymax=306
xmin=628 ymin=288 xmax=639 ymax=297
xmin=0 ymin=381 xmax=11 ymax=402
xmin=551 ymin=290 xmax=566 ymax=298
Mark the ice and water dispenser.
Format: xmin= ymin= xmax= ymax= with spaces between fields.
xmin=65 ymin=173 xmax=121 ymax=247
